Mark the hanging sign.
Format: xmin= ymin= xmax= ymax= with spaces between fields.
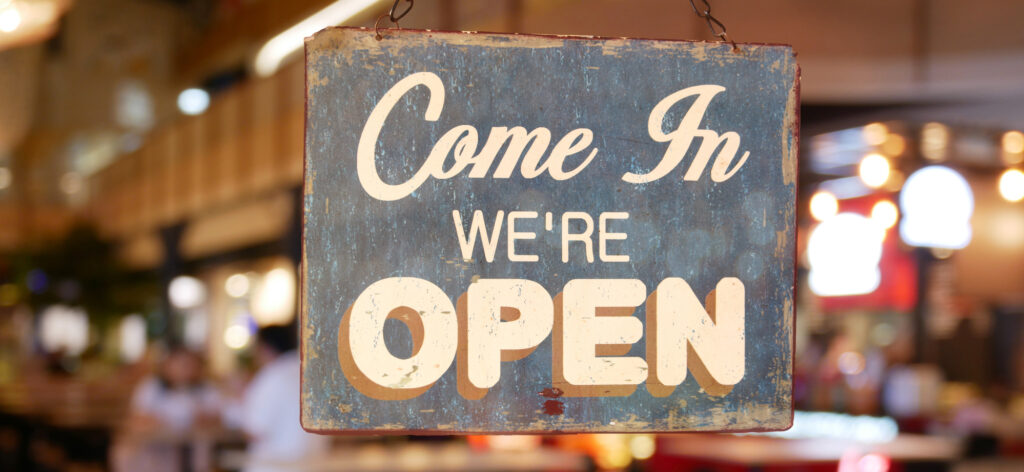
xmin=302 ymin=27 xmax=799 ymax=433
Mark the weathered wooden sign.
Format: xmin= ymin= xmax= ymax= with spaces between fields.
xmin=302 ymin=27 xmax=798 ymax=433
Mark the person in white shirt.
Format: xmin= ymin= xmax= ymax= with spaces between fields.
xmin=114 ymin=346 xmax=222 ymax=472
xmin=236 ymin=325 xmax=330 ymax=472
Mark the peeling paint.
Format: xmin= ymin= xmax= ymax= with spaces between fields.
xmin=782 ymin=58 xmax=800 ymax=186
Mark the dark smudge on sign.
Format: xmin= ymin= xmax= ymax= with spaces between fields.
xmin=543 ymin=400 xmax=565 ymax=416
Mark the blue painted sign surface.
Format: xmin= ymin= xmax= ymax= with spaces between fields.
xmin=302 ymin=27 xmax=798 ymax=433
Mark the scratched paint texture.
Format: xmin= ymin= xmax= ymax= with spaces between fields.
xmin=302 ymin=27 xmax=798 ymax=433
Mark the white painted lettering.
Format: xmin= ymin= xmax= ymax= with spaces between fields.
xmin=623 ymin=84 xmax=750 ymax=184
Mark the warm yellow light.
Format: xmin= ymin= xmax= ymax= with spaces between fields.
xmin=1003 ymin=131 xmax=1024 ymax=154
xmin=1005 ymin=152 xmax=1024 ymax=166
xmin=0 ymin=3 xmax=21 ymax=33
xmin=882 ymin=134 xmax=906 ymax=156
xmin=999 ymin=168 xmax=1024 ymax=203
xmin=592 ymin=434 xmax=632 ymax=469
xmin=809 ymin=191 xmax=839 ymax=221
xmin=251 ymin=267 xmax=297 ymax=325
xmin=884 ymin=169 xmax=905 ymax=192
xmin=224 ymin=273 xmax=250 ymax=298
xmin=859 ymin=153 xmax=890 ymax=188
xmin=921 ymin=122 xmax=948 ymax=161
xmin=863 ymin=123 xmax=888 ymax=146
xmin=871 ymin=200 xmax=899 ymax=229
xmin=630 ymin=435 xmax=656 ymax=460
xmin=224 ymin=324 xmax=250 ymax=349
xmin=1004 ymin=131 xmax=1024 ymax=165
xmin=485 ymin=435 xmax=541 ymax=452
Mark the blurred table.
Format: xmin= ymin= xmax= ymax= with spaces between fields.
xmin=0 ymin=377 xmax=131 ymax=427
xmin=654 ymin=434 xmax=962 ymax=470
xmin=0 ymin=376 xmax=134 ymax=470
xmin=235 ymin=443 xmax=589 ymax=472
xmin=114 ymin=426 xmax=247 ymax=472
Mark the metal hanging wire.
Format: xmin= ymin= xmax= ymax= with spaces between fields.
xmin=374 ymin=0 xmax=738 ymax=50
xmin=688 ymin=0 xmax=739 ymax=52
xmin=375 ymin=0 xmax=414 ymax=40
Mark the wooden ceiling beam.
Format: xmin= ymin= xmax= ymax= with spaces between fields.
xmin=173 ymin=0 xmax=356 ymax=84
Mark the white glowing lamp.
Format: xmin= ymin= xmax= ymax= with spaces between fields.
xmin=251 ymin=267 xmax=297 ymax=326
xmin=39 ymin=305 xmax=89 ymax=356
xmin=177 ymin=88 xmax=209 ymax=116
xmin=119 ymin=314 xmax=147 ymax=363
xmin=0 ymin=3 xmax=21 ymax=33
xmin=169 ymin=275 xmax=206 ymax=309
xmin=899 ymin=166 xmax=973 ymax=249
xmin=808 ymin=213 xmax=884 ymax=296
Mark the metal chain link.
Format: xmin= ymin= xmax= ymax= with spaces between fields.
xmin=376 ymin=0 xmax=738 ymax=51
xmin=689 ymin=0 xmax=739 ymax=52
xmin=389 ymin=0 xmax=414 ymax=23
xmin=376 ymin=0 xmax=414 ymax=40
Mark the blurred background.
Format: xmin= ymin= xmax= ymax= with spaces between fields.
xmin=1 ymin=0 xmax=1024 ymax=471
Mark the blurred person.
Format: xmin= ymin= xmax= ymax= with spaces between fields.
xmin=794 ymin=334 xmax=826 ymax=409
xmin=227 ymin=325 xmax=329 ymax=472
xmin=112 ymin=345 xmax=222 ymax=472
xmin=812 ymin=333 xmax=846 ymax=411
xmin=128 ymin=346 xmax=222 ymax=431
xmin=845 ymin=346 xmax=886 ymax=415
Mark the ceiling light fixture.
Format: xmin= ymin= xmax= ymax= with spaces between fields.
xmin=0 ymin=3 xmax=21 ymax=33
xmin=177 ymin=88 xmax=210 ymax=115
xmin=254 ymin=0 xmax=386 ymax=77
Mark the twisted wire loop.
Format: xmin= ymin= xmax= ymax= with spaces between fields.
xmin=688 ymin=0 xmax=740 ymax=52
xmin=376 ymin=0 xmax=414 ymax=40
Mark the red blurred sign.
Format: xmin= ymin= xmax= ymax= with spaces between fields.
xmin=819 ymin=195 xmax=917 ymax=312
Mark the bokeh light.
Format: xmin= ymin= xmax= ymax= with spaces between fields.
xmin=859 ymin=153 xmax=891 ymax=188
xmin=870 ymin=200 xmax=899 ymax=229
xmin=900 ymin=166 xmax=974 ymax=249
xmin=808 ymin=213 xmax=884 ymax=296
xmin=838 ymin=351 xmax=866 ymax=376
xmin=177 ymin=88 xmax=210 ymax=116
xmin=223 ymin=324 xmax=251 ymax=350
xmin=998 ymin=168 xmax=1024 ymax=202
xmin=119 ymin=314 xmax=147 ymax=363
xmin=882 ymin=133 xmax=906 ymax=156
xmin=1003 ymin=130 xmax=1024 ymax=154
xmin=0 ymin=3 xmax=21 ymax=33
xmin=39 ymin=305 xmax=89 ymax=356
xmin=251 ymin=267 xmax=296 ymax=326
xmin=629 ymin=434 xmax=656 ymax=460
xmin=225 ymin=273 xmax=251 ymax=298
xmin=921 ymin=122 xmax=949 ymax=161
xmin=169 ymin=275 xmax=206 ymax=310
xmin=809 ymin=190 xmax=839 ymax=221
xmin=862 ymin=122 xmax=888 ymax=146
